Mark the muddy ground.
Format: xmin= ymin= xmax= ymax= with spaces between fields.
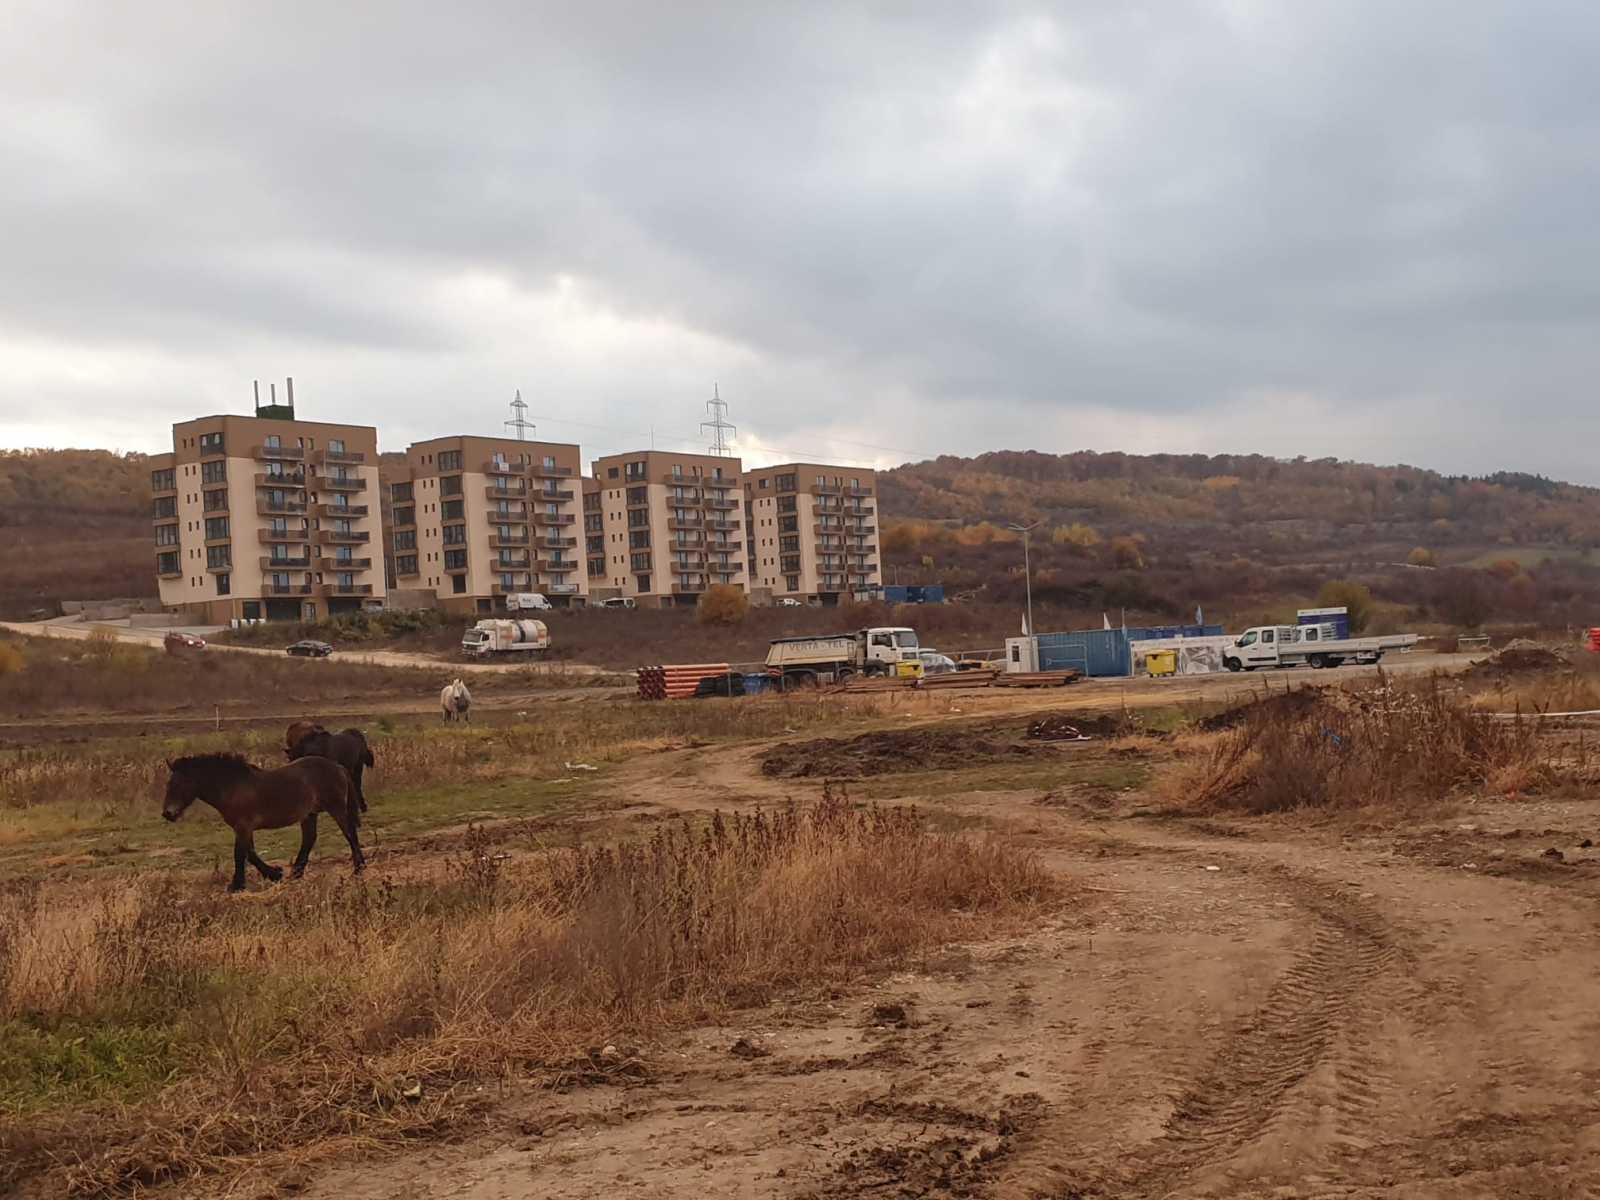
xmin=246 ymin=702 xmax=1600 ymax=1200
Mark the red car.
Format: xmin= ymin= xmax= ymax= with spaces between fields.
xmin=163 ymin=631 xmax=207 ymax=654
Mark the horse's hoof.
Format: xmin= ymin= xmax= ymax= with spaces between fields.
xmin=228 ymin=883 xmax=246 ymax=893
xmin=265 ymin=869 xmax=284 ymax=883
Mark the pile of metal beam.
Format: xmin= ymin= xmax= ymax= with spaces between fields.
xmin=636 ymin=663 xmax=733 ymax=700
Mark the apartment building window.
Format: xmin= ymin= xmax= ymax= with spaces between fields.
xmin=779 ymin=535 xmax=799 ymax=553
xmin=776 ymin=495 xmax=796 ymax=513
xmin=776 ymin=473 xmax=797 ymax=492
xmin=781 ymin=555 xmax=801 ymax=573
xmin=199 ymin=431 xmax=225 ymax=454
xmin=151 ymin=468 xmax=175 ymax=491
xmin=438 ymin=450 xmax=463 ymax=472
xmin=586 ymin=535 xmax=604 ymax=554
xmin=389 ymin=528 xmax=415 ymax=553
xmin=329 ymin=438 xmax=346 ymax=455
xmin=207 ymin=544 xmax=232 ymax=569
xmin=588 ymin=558 xmax=605 ymax=578
xmin=396 ymin=554 xmax=419 ymax=576
xmin=606 ymin=466 xmax=620 ymax=479
xmin=583 ymin=513 xmax=602 ymax=534
xmin=778 ymin=516 xmax=798 ymax=534
xmin=331 ymin=518 xmax=354 ymax=537
xmin=203 ymin=488 xmax=228 ymax=512
xmin=201 ymin=460 xmax=227 ymax=485
xmin=630 ymin=552 xmax=652 ymax=571
xmin=451 ymin=575 xmax=466 ymax=594
xmin=268 ymin=517 xmax=290 ymax=536
xmin=265 ymin=434 xmax=281 ymax=448
xmin=444 ymin=548 xmax=467 ymax=570
xmin=441 ymin=499 xmax=465 ymax=521
xmin=636 ymin=574 xmax=651 ymax=591
xmin=394 ymin=505 xmax=415 ymax=527
xmin=626 ymin=486 xmax=647 ymax=506
xmin=442 ymin=524 xmax=466 ymax=546
xmin=627 ymin=509 xmax=649 ymax=528
xmin=268 ymin=543 xmax=294 ymax=563
xmin=156 ymin=550 xmax=179 ymax=575
xmin=204 ymin=516 xmax=230 ymax=541
xmin=215 ymin=572 xmax=230 ymax=595
xmin=628 ymin=530 xmax=651 ymax=550
xmin=392 ymin=482 xmax=413 ymax=503
xmin=440 ymin=474 xmax=462 ymax=497
xmin=150 ymin=494 xmax=177 ymax=521
xmin=624 ymin=460 xmax=647 ymax=480
xmin=583 ymin=490 xmax=601 ymax=513
xmin=155 ymin=524 xmax=180 ymax=547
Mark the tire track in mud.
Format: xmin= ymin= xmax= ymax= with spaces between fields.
xmin=1058 ymin=873 xmax=1403 ymax=1198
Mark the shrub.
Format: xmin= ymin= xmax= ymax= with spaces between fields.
xmin=1316 ymin=579 xmax=1374 ymax=633
xmin=1108 ymin=536 xmax=1145 ymax=570
xmin=0 ymin=644 xmax=23 ymax=676
xmin=696 ymin=584 xmax=750 ymax=626
xmin=1407 ymin=547 xmax=1436 ymax=567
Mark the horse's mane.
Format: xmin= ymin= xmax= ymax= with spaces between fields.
xmin=171 ymin=752 xmax=256 ymax=776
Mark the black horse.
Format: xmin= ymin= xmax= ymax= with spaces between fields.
xmin=285 ymin=724 xmax=375 ymax=814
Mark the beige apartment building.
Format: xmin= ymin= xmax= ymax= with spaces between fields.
xmin=151 ymin=404 xmax=387 ymax=623
xmin=744 ymin=463 xmax=881 ymax=600
xmin=391 ymin=435 xmax=586 ymax=613
xmin=586 ymin=451 xmax=747 ymax=605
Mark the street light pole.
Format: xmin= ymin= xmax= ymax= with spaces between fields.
xmin=1007 ymin=520 xmax=1042 ymax=637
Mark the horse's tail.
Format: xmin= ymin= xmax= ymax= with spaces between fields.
xmin=363 ymin=745 xmax=375 ymax=767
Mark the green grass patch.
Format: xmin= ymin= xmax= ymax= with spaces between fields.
xmin=0 ymin=1018 xmax=177 ymax=1113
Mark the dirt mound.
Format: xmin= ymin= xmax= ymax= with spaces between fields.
xmin=760 ymin=726 xmax=1048 ymax=779
xmin=1465 ymin=640 xmax=1573 ymax=682
xmin=1198 ymin=687 xmax=1326 ymax=732
xmin=1026 ymin=712 xmax=1129 ymax=741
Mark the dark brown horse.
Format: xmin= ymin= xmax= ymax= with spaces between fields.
xmin=284 ymin=723 xmax=375 ymax=813
xmin=162 ymin=753 xmax=365 ymax=892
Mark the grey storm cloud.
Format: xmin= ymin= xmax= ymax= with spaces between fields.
xmin=4 ymin=0 xmax=1600 ymax=480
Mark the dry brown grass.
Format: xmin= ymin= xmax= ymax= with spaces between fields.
xmin=1158 ymin=678 xmax=1556 ymax=816
xmin=0 ymin=789 xmax=1058 ymax=1196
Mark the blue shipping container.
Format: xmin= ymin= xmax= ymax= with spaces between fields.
xmin=1126 ymin=624 xmax=1225 ymax=642
xmin=1036 ymin=629 xmax=1131 ymax=677
xmin=881 ymin=585 xmax=945 ymax=605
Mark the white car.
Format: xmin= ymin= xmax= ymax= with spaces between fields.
xmin=918 ymin=650 xmax=957 ymax=675
xmin=777 ymin=598 xmax=805 ymax=608
xmin=599 ymin=596 xmax=636 ymax=610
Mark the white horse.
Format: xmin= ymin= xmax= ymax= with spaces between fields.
xmin=440 ymin=678 xmax=472 ymax=723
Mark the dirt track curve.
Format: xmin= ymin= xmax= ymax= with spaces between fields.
xmin=279 ymin=731 xmax=1600 ymax=1200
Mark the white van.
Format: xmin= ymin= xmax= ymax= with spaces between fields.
xmin=505 ymin=593 xmax=553 ymax=611
xmin=600 ymin=596 xmax=636 ymax=610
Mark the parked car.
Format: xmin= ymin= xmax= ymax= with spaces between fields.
xmin=285 ymin=639 xmax=334 ymax=658
xmin=599 ymin=597 xmax=636 ymax=610
xmin=777 ymin=597 xmax=805 ymax=608
xmin=918 ymin=650 xmax=958 ymax=675
xmin=163 ymin=630 xmax=206 ymax=654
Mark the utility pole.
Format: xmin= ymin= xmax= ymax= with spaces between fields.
xmin=1007 ymin=521 xmax=1042 ymax=637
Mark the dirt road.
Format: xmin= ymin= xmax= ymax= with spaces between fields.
xmin=0 ymin=618 xmax=608 ymax=676
xmin=286 ymin=729 xmax=1600 ymax=1200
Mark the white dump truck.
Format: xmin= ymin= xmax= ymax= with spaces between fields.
xmin=765 ymin=626 xmax=921 ymax=687
xmin=1222 ymin=624 xmax=1418 ymax=671
xmin=461 ymin=618 xmax=550 ymax=659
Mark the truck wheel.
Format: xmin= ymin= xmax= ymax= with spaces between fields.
xmin=1329 ymin=657 xmax=1346 ymax=668
xmin=1309 ymin=653 xmax=1327 ymax=669
xmin=1224 ymin=658 xmax=1242 ymax=673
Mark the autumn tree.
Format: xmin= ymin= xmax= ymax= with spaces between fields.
xmin=1406 ymin=547 xmax=1436 ymax=567
xmin=1109 ymin=536 xmax=1145 ymax=570
xmin=1316 ymin=580 xmax=1374 ymax=634
xmin=696 ymin=584 xmax=749 ymax=626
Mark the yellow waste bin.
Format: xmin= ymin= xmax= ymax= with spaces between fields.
xmin=896 ymin=659 xmax=925 ymax=679
xmin=1146 ymin=650 xmax=1178 ymax=678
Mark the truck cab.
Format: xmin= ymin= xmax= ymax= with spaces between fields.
xmin=857 ymin=626 xmax=920 ymax=674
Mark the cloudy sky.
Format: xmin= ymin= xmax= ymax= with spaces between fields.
xmin=5 ymin=1 xmax=1600 ymax=479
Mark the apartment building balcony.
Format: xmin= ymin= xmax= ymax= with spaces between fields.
xmin=489 ymin=532 xmax=530 ymax=548
xmin=316 ymin=448 xmax=367 ymax=465
xmin=537 ymin=535 xmax=577 ymax=549
xmin=812 ymin=523 xmax=846 ymax=537
xmin=395 ymin=560 xmax=421 ymax=577
xmin=318 ymin=582 xmax=374 ymax=597
xmin=706 ymin=518 xmax=739 ymax=532
xmin=544 ymin=582 xmax=582 ymax=596
xmin=254 ymin=471 xmax=306 ymax=488
xmin=667 ymin=491 xmax=703 ymax=506
xmin=481 ymin=459 xmax=522 ymax=476
xmin=530 ymin=463 xmax=576 ymax=479
xmin=490 ymin=582 xmax=534 ymax=596
xmin=536 ymin=487 xmax=575 ymax=502
xmin=151 ymin=480 xmax=178 ymax=498
xmin=704 ymin=476 xmax=739 ymax=490
xmin=705 ymin=497 xmax=739 ymax=511
xmin=257 ymin=528 xmax=310 ymax=545
xmin=847 ymin=485 xmax=874 ymax=498
xmin=316 ymin=474 xmax=367 ymax=493
xmin=846 ymin=542 xmax=878 ymax=555
xmin=204 ymin=557 xmax=233 ymax=574
xmin=260 ymin=554 xmax=313 ymax=570
xmin=266 ymin=582 xmax=314 ymax=596
xmin=811 ymin=482 xmax=842 ymax=495
xmin=443 ymin=560 xmax=469 ymax=575
xmin=532 ymin=513 xmax=576 ymax=527
xmin=156 ymin=558 xmax=182 ymax=579
xmin=254 ymin=496 xmax=307 ymax=517
xmin=318 ymin=556 xmax=372 ymax=571
xmin=484 ymin=485 xmax=529 ymax=502
xmin=318 ymin=528 xmax=371 ymax=545
xmin=846 ymin=504 xmax=875 ymax=517
xmin=491 ymin=553 xmax=532 ymax=570
xmin=668 ymin=516 xmax=704 ymax=531
xmin=627 ymin=555 xmax=652 ymax=571
xmin=707 ymin=560 xmax=744 ymax=574
xmin=253 ymin=444 xmax=304 ymax=462
xmin=670 ymin=552 xmax=706 ymax=567
xmin=316 ymin=502 xmax=369 ymax=519
xmin=671 ymin=582 xmax=707 ymax=594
